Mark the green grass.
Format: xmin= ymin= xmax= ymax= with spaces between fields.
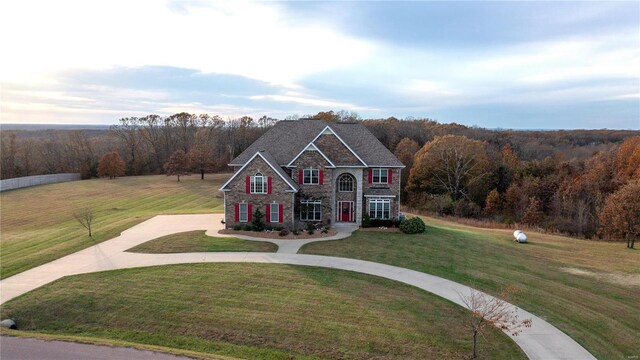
xmin=127 ymin=231 xmax=277 ymax=253
xmin=0 ymin=174 xmax=227 ymax=279
xmin=0 ymin=263 xmax=525 ymax=360
xmin=301 ymin=217 xmax=640 ymax=359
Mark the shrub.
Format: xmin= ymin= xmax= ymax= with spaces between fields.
xmin=251 ymin=208 xmax=265 ymax=231
xmin=321 ymin=227 xmax=328 ymax=234
xmin=279 ymin=229 xmax=289 ymax=237
xmin=306 ymin=222 xmax=315 ymax=235
xmin=233 ymin=224 xmax=242 ymax=231
xmin=242 ymin=224 xmax=253 ymax=231
xmin=273 ymin=226 xmax=283 ymax=231
xmin=400 ymin=217 xmax=426 ymax=234
xmin=265 ymin=225 xmax=273 ymax=231
xmin=362 ymin=213 xmax=372 ymax=228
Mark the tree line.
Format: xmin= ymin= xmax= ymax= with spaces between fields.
xmin=1 ymin=111 xmax=638 ymax=245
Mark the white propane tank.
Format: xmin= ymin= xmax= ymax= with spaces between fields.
xmin=513 ymin=230 xmax=527 ymax=243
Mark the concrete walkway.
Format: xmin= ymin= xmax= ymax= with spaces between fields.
xmin=0 ymin=214 xmax=595 ymax=360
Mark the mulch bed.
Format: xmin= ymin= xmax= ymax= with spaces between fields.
xmin=219 ymin=228 xmax=338 ymax=240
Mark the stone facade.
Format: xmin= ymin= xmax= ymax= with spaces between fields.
xmin=362 ymin=167 xmax=402 ymax=220
xmin=224 ymin=156 xmax=294 ymax=229
xmin=222 ymin=128 xmax=405 ymax=229
xmin=314 ymin=134 xmax=362 ymax=166
xmin=291 ymin=150 xmax=333 ymax=224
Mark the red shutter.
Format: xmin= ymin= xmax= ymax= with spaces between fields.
xmin=267 ymin=177 xmax=272 ymax=194
xmin=368 ymin=169 xmax=372 ymax=183
xmin=247 ymin=203 xmax=252 ymax=222
xmin=298 ymin=168 xmax=303 ymax=184
xmin=319 ymin=169 xmax=324 ymax=185
xmin=234 ymin=203 xmax=239 ymax=222
xmin=278 ymin=204 xmax=283 ymax=223
xmin=245 ymin=176 xmax=250 ymax=193
xmin=266 ymin=204 xmax=271 ymax=223
xmin=388 ymin=169 xmax=393 ymax=184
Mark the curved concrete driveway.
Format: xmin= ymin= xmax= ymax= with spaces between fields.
xmin=0 ymin=214 xmax=595 ymax=360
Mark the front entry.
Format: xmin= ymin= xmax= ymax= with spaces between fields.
xmin=338 ymin=201 xmax=354 ymax=222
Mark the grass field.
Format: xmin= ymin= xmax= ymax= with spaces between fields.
xmin=0 ymin=174 xmax=227 ymax=279
xmin=0 ymin=263 xmax=525 ymax=360
xmin=301 ymin=217 xmax=640 ymax=359
xmin=127 ymin=230 xmax=278 ymax=253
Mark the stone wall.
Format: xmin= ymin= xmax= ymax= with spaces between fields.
xmin=314 ymin=134 xmax=362 ymax=166
xmin=291 ymin=150 xmax=333 ymax=224
xmin=223 ymin=156 xmax=294 ymax=229
xmin=361 ymin=168 xmax=402 ymax=220
xmin=0 ymin=173 xmax=81 ymax=192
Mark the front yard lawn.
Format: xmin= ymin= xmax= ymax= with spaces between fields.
xmin=301 ymin=217 xmax=640 ymax=359
xmin=0 ymin=263 xmax=525 ymax=360
xmin=127 ymin=231 xmax=277 ymax=253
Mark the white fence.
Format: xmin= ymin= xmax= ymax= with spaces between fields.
xmin=0 ymin=173 xmax=81 ymax=192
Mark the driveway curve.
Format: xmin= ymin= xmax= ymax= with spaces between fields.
xmin=0 ymin=336 xmax=193 ymax=360
xmin=0 ymin=214 xmax=595 ymax=360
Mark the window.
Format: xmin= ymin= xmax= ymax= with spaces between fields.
xmin=300 ymin=200 xmax=322 ymax=221
xmin=369 ymin=198 xmax=390 ymax=220
xmin=251 ymin=172 xmax=266 ymax=194
xmin=303 ymin=168 xmax=319 ymax=185
xmin=372 ymin=168 xmax=388 ymax=184
xmin=270 ymin=203 xmax=280 ymax=223
xmin=338 ymin=174 xmax=354 ymax=192
xmin=239 ymin=203 xmax=249 ymax=222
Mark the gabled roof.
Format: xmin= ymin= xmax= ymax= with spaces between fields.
xmin=229 ymin=120 xmax=404 ymax=168
xmin=287 ymin=142 xmax=336 ymax=168
xmin=220 ymin=150 xmax=299 ymax=192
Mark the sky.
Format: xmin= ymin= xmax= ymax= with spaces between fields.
xmin=0 ymin=0 xmax=638 ymax=129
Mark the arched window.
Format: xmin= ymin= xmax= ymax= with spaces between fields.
xmin=251 ymin=172 xmax=266 ymax=193
xmin=338 ymin=174 xmax=354 ymax=192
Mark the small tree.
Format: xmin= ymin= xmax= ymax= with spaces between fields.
xmin=251 ymin=207 xmax=265 ymax=231
xmin=97 ymin=151 xmax=125 ymax=179
xmin=164 ymin=149 xmax=191 ymax=181
xmin=484 ymin=189 xmax=502 ymax=216
xmin=599 ymin=181 xmax=640 ymax=249
xmin=460 ymin=286 xmax=532 ymax=359
xmin=189 ymin=147 xmax=214 ymax=180
xmin=73 ymin=207 xmax=94 ymax=238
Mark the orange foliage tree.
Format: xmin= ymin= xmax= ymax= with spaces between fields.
xmin=408 ymin=135 xmax=491 ymax=202
xmin=97 ymin=151 xmax=125 ymax=179
xmin=599 ymin=181 xmax=640 ymax=248
xmin=164 ymin=150 xmax=191 ymax=182
xmin=615 ymin=136 xmax=640 ymax=181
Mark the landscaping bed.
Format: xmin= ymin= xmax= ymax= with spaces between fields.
xmin=219 ymin=228 xmax=338 ymax=239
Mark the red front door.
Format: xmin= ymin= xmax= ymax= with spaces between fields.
xmin=338 ymin=201 xmax=353 ymax=222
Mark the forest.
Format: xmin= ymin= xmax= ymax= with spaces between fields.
xmin=1 ymin=111 xmax=638 ymax=245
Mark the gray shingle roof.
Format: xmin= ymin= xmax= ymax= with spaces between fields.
xmin=220 ymin=150 xmax=299 ymax=191
xmin=230 ymin=120 xmax=404 ymax=167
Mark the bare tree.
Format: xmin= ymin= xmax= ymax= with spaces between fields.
xmin=459 ymin=286 xmax=532 ymax=359
xmin=73 ymin=208 xmax=94 ymax=238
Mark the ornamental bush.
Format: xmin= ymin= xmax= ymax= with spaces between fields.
xmin=400 ymin=217 xmax=426 ymax=234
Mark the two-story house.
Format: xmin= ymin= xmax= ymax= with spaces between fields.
xmin=219 ymin=119 xmax=405 ymax=228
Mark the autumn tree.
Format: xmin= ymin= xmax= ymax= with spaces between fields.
xmin=408 ymin=135 xmax=491 ymax=202
xmin=97 ymin=151 xmax=125 ymax=179
xmin=459 ymin=286 xmax=532 ymax=359
xmin=484 ymin=189 xmax=502 ymax=216
xmin=522 ymin=197 xmax=544 ymax=226
xmin=189 ymin=146 xmax=214 ymax=180
xmin=615 ymin=136 xmax=640 ymax=181
xmin=394 ymin=137 xmax=419 ymax=195
xmin=164 ymin=149 xmax=190 ymax=181
xmin=599 ymin=181 xmax=640 ymax=248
